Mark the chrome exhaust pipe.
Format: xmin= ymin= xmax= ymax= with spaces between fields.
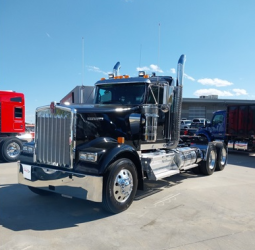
xmin=166 ymin=54 xmax=186 ymax=149
xmin=177 ymin=54 xmax=186 ymax=86
xmin=113 ymin=62 xmax=121 ymax=77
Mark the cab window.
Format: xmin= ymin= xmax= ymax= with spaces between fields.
xmin=147 ymin=86 xmax=163 ymax=104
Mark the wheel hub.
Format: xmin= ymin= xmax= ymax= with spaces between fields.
xmin=209 ymin=150 xmax=216 ymax=170
xmin=220 ymin=148 xmax=227 ymax=165
xmin=113 ymin=169 xmax=133 ymax=203
xmin=7 ymin=142 xmax=21 ymax=158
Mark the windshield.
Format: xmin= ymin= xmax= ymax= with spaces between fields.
xmin=95 ymin=83 xmax=146 ymax=105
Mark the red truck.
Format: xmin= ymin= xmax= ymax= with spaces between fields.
xmin=0 ymin=91 xmax=25 ymax=162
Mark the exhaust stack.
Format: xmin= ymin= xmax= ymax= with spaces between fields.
xmin=113 ymin=62 xmax=121 ymax=77
xmin=167 ymin=54 xmax=186 ymax=149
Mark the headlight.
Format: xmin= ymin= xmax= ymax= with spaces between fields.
xmin=23 ymin=145 xmax=34 ymax=154
xmin=79 ymin=152 xmax=98 ymax=162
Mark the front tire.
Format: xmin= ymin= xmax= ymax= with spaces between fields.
xmin=103 ymin=158 xmax=138 ymax=214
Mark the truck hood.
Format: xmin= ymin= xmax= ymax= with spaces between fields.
xmin=71 ymin=104 xmax=141 ymax=146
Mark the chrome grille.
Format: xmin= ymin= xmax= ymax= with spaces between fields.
xmin=34 ymin=106 xmax=75 ymax=168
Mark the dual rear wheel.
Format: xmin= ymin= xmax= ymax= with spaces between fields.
xmin=193 ymin=143 xmax=227 ymax=175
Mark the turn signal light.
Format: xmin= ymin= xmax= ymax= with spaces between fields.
xmin=117 ymin=137 xmax=125 ymax=144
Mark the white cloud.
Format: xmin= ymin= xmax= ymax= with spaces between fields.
xmin=137 ymin=66 xmax=150 ymax=71
xmin=136 ymin=64 xmax=163 ymax=73
xmin=170 ymin=68 xmax=176 ymax=74
xmin=87 ymin=66 xmax=108 ymax=75
xmin=194 ymin=89 xmax=233 ymax=97
xmin=184 ymin=73 xmax=195 ymax=81
xmin=232 ymin=89 xmax=248 ymax=96
xmin=150 ymin=64 xmax=163 ymax=73
xmin=197 ymin=78 xmax=233 ymax=87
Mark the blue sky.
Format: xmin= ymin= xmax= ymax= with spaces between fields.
xmin=1 ymin=0 xmax=255 ymax=123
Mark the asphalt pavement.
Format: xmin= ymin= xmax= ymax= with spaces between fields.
xmin=0 ymin=152 xmax=255 ymax=250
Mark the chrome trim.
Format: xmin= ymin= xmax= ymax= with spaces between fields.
xmin=34 ymin=105 xmax=76 ymax=169
xmin=95 ymin=77 xmax=151 ymax=85
xmin=140 ymin=143 xmax=165 ymax=150
xmin=234 ymin=141 xmax=248 ymax=150
xmin=18 ymin=163 xmax=103 ymax=202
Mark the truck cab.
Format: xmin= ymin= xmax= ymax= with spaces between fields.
xmin=196 ymin=110 xmax=226 ymax=142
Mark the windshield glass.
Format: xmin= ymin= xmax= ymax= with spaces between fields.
xmin=95 ymin=83 xmax=146 ymax=105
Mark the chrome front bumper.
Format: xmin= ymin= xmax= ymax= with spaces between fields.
xmin=18 ymin=163 xmax=103 ymax=202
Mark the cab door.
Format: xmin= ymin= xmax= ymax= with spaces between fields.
xmin=147 ymin=85 xmax=165 ymax=141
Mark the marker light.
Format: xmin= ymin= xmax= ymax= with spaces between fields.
xmin=139 ymin=71 xmax=145 ymax=77
xmin=101 ymin=78 xmax=106 ymax=81
xmin=117 ymin=137 xmax=125 ymax=144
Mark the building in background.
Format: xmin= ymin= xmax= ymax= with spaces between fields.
xmin=182 ymin=95 xmax=255 ymax=120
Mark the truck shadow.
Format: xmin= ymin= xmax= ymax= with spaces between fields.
xmin=0 ymin=172 xmax=201 ymax=232
xmin=136 ymin=171 xmax=203 ymax=200
xmin=0 ymin=184 xmax=110 ymax=231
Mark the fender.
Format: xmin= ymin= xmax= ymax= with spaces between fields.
xmin=196 ymin=129 xmax=213 ymax=142
xmin=75 ymin=137 xmax=144 ymax=189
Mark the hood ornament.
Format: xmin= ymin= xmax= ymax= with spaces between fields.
xmin=50 ymin=101 xmax=56 ymax=114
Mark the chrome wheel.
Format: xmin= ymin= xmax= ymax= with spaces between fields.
xmin=7 ymin=142 xmax=21 ymax=158
xmin=208 ymin=149 xmax=216 ymax=170
xmin=103 ymin=158 xmax=138 ymax=213
xmin=220 ymin=147 xmax=227 ymax=166
xmin=113 ymin=169 xmax=133 ymax=203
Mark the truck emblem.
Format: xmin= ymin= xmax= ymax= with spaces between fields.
xmin=87 ymin=117 xmax=104 ymax=121
xmin=50 ymin=101 xmax=56 ymax=114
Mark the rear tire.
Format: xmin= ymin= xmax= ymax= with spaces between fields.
xmin=215 ymin=143 xmax=227 ymax=171
xmin=0 ymin=138 xmax=23 ymax=162
xmin=199 ymin=143 xmax=217 ymax=175
xmin=103 ymin=158 xmax=138 ymax=214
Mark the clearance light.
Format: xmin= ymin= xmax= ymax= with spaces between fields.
xmin=101 ymin=77 xmax=106 ymax=81
xmin=124 ymin=75 xmax=129 ymax=78
xmin=139 ymin=71 xmax=145 ymax=77
xmin=143 ymin=74 xmax=149 ymax=78
xmin=117 ymin=137 xmax=125 ymax=144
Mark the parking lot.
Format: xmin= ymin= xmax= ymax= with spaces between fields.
xmin=0 ymin=152 xmax=255 ymax=250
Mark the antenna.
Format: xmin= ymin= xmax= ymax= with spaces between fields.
xmin=82 ymin=37 xmax=84 ymax=86
xmin=139 ymin=44 xmax=142 ymax=67
xmin=81 ymin=37 xmax=85 ymax=103
xmin=158 ymin=23 xmax=160 ymax=68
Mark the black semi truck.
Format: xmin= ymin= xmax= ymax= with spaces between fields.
xmin=18 ymin=55 xmax=227 ymax=213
